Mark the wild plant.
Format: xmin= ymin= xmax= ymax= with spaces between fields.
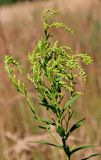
xmin=4 ymin=10 xmax=101 ymax=160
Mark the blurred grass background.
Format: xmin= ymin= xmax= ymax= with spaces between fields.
xmin=0 ymin=0 xmax=101 ymax=159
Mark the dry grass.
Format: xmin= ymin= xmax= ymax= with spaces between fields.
xmin=0 ymin=0 xmax=101 ymax=159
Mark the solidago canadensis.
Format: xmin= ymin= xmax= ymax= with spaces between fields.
xmin=4 ymin=10 xmax=101 ymax=160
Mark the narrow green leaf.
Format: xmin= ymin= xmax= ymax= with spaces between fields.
xmin=40 ymin=102 xmax=57 ymax=114
xmin=38 ymin=125 xmax=50 ymax=130
xmin=41 ymin=118 xmax=56 ymax=125
xmin=62 ymin=93 xmax=82 ymax=112
xmin=70 ymin=145 xmax=97 ymax=155
xmin=65 ymin=118 xmax=85 ymax=139
xmin=81 ymin=153 xmax=101 ymax=160
xmin=56 ymin=126 xmax=65 ymax=138
xmin=30 ymin=140 xmax=62 ymax=148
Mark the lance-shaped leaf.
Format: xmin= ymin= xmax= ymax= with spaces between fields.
xmin=62 ymin=93 xmax=82 ymax=113
xmin=38 ymin=125 xmax=50 ymax=130
xmin=56 ymin=126 xmax=65 ymax=138
xmin=30 ymin=140 xmax=62 ymax=148
xmin=41 ymin=118 xmax=56 ymax=125
xmin=70 ymin=145 xmax=97 ymax=156
xmin=81 ymin=153 xmax=101 ymax=160
xmin=65 ymin=118 xmax=85 ymax=140
xmin=40 ymin=102 xmax=58 ymax=115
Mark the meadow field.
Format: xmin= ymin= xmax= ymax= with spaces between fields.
xmin=0 ymin=0 xmax=101 ymax=159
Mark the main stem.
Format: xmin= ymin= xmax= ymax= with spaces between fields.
xmin=62 ymin=138 xmax=70 ymax=160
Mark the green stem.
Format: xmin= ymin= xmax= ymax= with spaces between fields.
xmin=62 ymin=138 xmax=70 ymax=160
xmin=25 ymin=94 xmax=60 ymax=145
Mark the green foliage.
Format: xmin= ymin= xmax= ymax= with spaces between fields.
xmin=0 ymin=0 xmax=34 ymax=5
xmin=4 ymin=9 xmax=101 ymax=160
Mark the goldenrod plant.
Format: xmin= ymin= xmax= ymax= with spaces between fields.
xmin=4 ymin=10 xmax=101 ymax=160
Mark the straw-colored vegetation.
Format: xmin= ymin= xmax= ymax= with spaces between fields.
xmin=0 ymin=0 xmax=101 ymax=159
